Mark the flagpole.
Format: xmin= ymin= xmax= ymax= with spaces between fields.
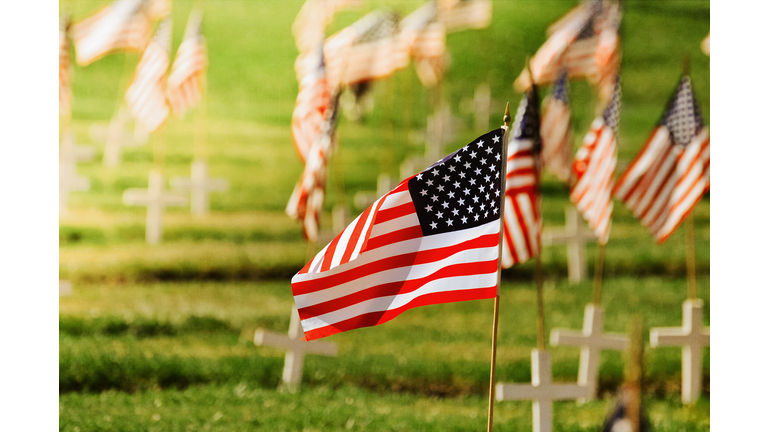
xmin=593 ymin=242 xmax=606 ymax=306
xmin=680 ymin=53 xmax=697 ymax=301
xmin=487 ymin=102 xmax=511 ymax=432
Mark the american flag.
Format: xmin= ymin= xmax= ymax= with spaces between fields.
xmin=147 ymin=0 xmax=171 ymax=21
xmin=399 ymin=1 xmax=448 ymax=87
xmin=291 ymin=42 xmax=333 ymax=163
xmin=613 ymin=76 xmax=709 ymax=244
xmin=501 ymin=86 xmax=543 ymax=269
xmin=71 ymin=0 xmax=152 ymax=66
xmin=292 ymin=0 xmax=364 ymax=54
xmin=570 ymin=77 xmax=621 ymax=244
xmin=166 ymin=10 xmax=206 ymax=118
xmin=292 ymin=128 xmax=506 ymax=340
xmin=60 ymin=15 xmax=72 ymax=117
xmin=540 ymin=70 xmax=572 ymax=184
xmin=125 ymin=18 xmax=171 ymax=133
xmin=435 ymin=0 xmax=492 ymax=33
xmin=286 ymin=93 xmax=341 ymax=242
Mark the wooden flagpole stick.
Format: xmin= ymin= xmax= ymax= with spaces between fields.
xmin=592 ymin=241 xmax=606 ymax=306
xmin=487 ymin=102 xmax=511 ymax=432
xmin=680 ymin=53 xmax=697 ymax=301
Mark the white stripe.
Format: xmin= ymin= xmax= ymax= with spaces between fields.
xmin=503 ymin=196 xmax=529 ymax=264
xmin=517 ymin=193 xmax=539 ymax=256
xmin=615 ymin=128 xmax=669 ymax=198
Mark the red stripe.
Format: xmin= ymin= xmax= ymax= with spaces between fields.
xmin=302 ymin=287 xmax=497 ymax=341
xmin=375 ymin=201 xmax=415 ymax=225
xmin=293 ymin=232 xmax=499 ymax=295
xmin=319 ymin=231 xmax=343 ymax=272
xmin=339 ymin=205 xmax=374 ymax=265
xmin=364 ymin=225 xmax=423 ymax=252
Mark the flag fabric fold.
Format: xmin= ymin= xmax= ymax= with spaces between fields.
xmin=125 ymin=17 xmax=171 ymax=133
xmin=291 ymin=42 xmax=333 ymax=163
xmin=613 ymin=76 xmax=709 ymax=244
xmin=166 ymin=9 xmax=206 ymax=118
xmin=399 ymin=1 xmax=448 ymax=87
xmin=570 ymin=76 xmax=621 ymax=244
xmin=292 ymin=128 xmax=506 ymax=340
xmin=71 ymin=0 xmax=152 ymax=66
xmin=501 ymin=86 xmax=543 ymax=269
xmin=60 ymin=15 xmax=72 ymax=117
xmin=292 ymin=0 xmax=364 ymax=54
xmin=436 ymin=0 xmax=492 ymax=33
xmin=540 ymin=70 xmax=573 ymax=184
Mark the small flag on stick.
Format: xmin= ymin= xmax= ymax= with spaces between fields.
xmin=166 ymin=9 xmax=206 ymax=118
xmin=613 ymin=75 xmax=709 ymax=244
xmin=125 ymin=17 xmax=171 ymax=133
xmin=291 ymin=128 xmax=507 ymax=341
xmin=570 ymin=76 xmax=621 ymax=244
xmin=540 ymin=70 xmax=572 ymax=184
xmin=291 ymin=42 xmax=333 ymax=163
xmin=435 ymin=0 xmax=492 ymax=33
xmin=399 ymin=1 xmax=448 ymax=87
xmin=71 ymin=0 xmax=152 ymax=66
xmin=292 ymin=0 xmax=364 ymax=54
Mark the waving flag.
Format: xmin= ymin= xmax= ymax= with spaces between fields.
xmin=399 ymin=1 xmax=448 ymax=87
xmin=571 ymin=77 xmax=621 ymax=244
xmin=292 ymin=128 xmax=506 ymax=340
xmin=167 ymin=10 xmax=206 ymax=118
xmin=286 ymin=93 xmax=341 ymax=242
xmin=71 ymin=0 xmax=151 ymax=66
xmin=125 ymin=18 xmax=170 ymax=133
xmin=291 ymin=42 xmax=333 ymax=163
xmin=613 ymin=76 xmax=709 ymax=244
xmin=292 ymin=0 xmax=364 ymax=54
xmin=436 ymin=0 xmax=492 ymax=33
xmin=501 ymin=86 xmax=542 ymax=268
xmin=60 ymin=15 xmax=72 ymax=116
xmin=540 ymin=71 xmax=572 ymax=184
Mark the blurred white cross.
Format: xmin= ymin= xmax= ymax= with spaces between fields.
xmin=99 ymin=106 xmax=149 ymax=167
xmin=170 ymin=160 xmax=228 ymax=216
xmin=60 ymin=129 xmax=95 ymax=216
xmin=123 ymin=170 xmax=188 ymax=244
xmin=542 ymin=206 xmax=596 ymax=283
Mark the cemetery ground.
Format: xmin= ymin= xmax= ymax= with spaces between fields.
xmin=59 ymin=0 xmax=710 ymax=430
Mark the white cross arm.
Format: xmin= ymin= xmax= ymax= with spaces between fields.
xmin=650 ymin=327 xmax=710 ymax=348
xmin=170 ymin=177 xmax=229 ymax=192
xmin=496 ymin=382 xmax=590 ymax=401
xmin=541 ymin=228 xmax=596 ymax=245
xmin=551 ymin=329 xmax=629 ymax=350
xmin=122 ymin=189 xmax=189 ymax=207
xmin=254 ymin=329 xmax=338 ymax=356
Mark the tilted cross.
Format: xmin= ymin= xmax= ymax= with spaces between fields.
xmin=550 ymin=304 xmax=629 ymax=401
xmin=496 ymin=349 xmax=591 ymax=432
xmin=123 ymin=170 xmax=188 ymax=244
xmin=650 ymin=299 xmax=709 ymax=404
xmin=541 ymin=206 xmax=596 ymax=283
xmin=254 ymin=307 xmax=338 ymax=388
xmin=170 ymin=160 xmax=228 ymax=216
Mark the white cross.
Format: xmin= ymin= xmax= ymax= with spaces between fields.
xmin=460 ymin=83 xmax=494 ymax=131
xmin=541 ymin=206 xmax=596 ymax=283
xmin=353 ymin=173 xmax=394 ymax=211
xmin=254 ymin=307 xmax=338 ymax=388
xmin=170 ymin=160 xmax=228 ymax=216
xmin=650 ymin=299 xmax=709 ymax=404
xmin=123 ymin=170 xmax=188 ymax=244
xmin=99 ymin=106 xmax=149 ymax=167
xmin=550 ymin=304 xmax=629 ymax=401
xmin=496 ymin=349 xmax=591 ymax=432
xmin=60 ymin=130 xmax=95 ymax=216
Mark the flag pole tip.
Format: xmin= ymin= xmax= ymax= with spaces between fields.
xmin=503 ymin=102 xmax=511 ymax=126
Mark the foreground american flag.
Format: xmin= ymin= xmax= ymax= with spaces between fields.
xmin=291 ymin=42 xmax=333 ymax=163
xmin=570 ymin=77 xmax=621 ymax=244
xmin=166 ymin=9 xmax=206 ymax=118
xmin=292 ymin=128 xmax=506 ymax=340
xmin=501 ymin=86 xmax=542 ymax=268
xmin=60 ymin=15 xmax=72 ymax=117
xmin=286 ymin=93 xmax=341 ymax=242
xmin=71 ymin=0 xmax=151 ymax=66
xmin=125 ymin=18 xmax=171 ymax=133
xmin=613 ymin=76 xmax=709 ymax=244
xmin=540 ymin=71 xmax=572 ymax=184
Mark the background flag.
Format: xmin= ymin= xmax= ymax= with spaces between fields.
xmin=286 ymin=93 xmax=341 ymax=242
xmin=166 ymin=9 xmax=206 ymax=118
xmin=292 ymin=0 xmax=364 ymax=54
xmin=571 ymin=76 xmax=621 ymax=244
xmin=125 ymin=18 xmax=171 ymax=133
xmin=540 ymin=70 xmax=572 ymax=184
xmin=399 ymin=1 xmax=448 ymax=87
xmin=501 ymin=86 xmax=542 ymax=269
xmin=291 ymin=42 xmax=333 ymax=163
xmin=436 ymin=0 xmax=492 ymax=33
xmin=71 ymin=0 xmax=152 ymax=66
xmin=292 ymin=128 xmax=505 ymax=340
xmin=613 ymin=76 xmax=709 ymax=244
xmin=60 ymin=15 xmax=72 ymax=117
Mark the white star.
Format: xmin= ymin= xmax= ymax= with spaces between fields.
xmin=490 ymin=199 xmax=495 ymax=207
xmin=490 ymin=165 xmax=496 ymax=172
xmin=495 ymin=153 xmax=501 ymax=161
xmin=452 ymin=208 xmax=459 ymax=216
xmin=448 ymin=165 xmax=456 ymax=172
xmin=417 ymin=173 xmax=423 ymax=180
xmin=495 ymin=172 xmax=499 ymax=179
xmin=447 ymin=219 xmax=454 ymax=226
xmin=420 ymin=189 xmax=428 ymax=196
xmin=485 ymin=193 xmax=490 ymax=201
xmin=484 ymin=211 xmax=489 ymax=218
xmin=441 ymin=201 xmax=449 ymax=209
xmin=470 ymin=151 xmax=477 ymax=159
xmin=477 ymin=140 xmax=485 ymax=147
xmin=469 ymin=178 xmax=476 ymax=185
xmin=426 ymin=204 xmax=433 ymax=212
xmin=432 ymin=169 xmax=440 ymax=176
xmin=453 ymin=181 xmax=461 ymax=188
xmin=474 ymin=214 xmax=480 ymax=221
xmin=492 ymin=135 xmax=500 ymax=143
xmin=485 ymin=147 xmax=493 ymax=154
xmin=485 ymin=175 xmax=491 ymax=183
xmin=480 ymin=203 xmax=486 ymax=211
xmin=426 ymin=179 xmax=434 ymax=186
xmin=431 ymin=195 xmax=439 ymax=202
xmin=458 ymin=198 xmax=465 ymax=206
xmin=458 ymin=172 xmax=466 ymax=179
xmin=467 ymin=206 xmax=474 ymax=213
xmin=461 ymin=216 xmax=468 ymax=224
xmin=455 ymin=154 xmax=462 ymax=161
xmin=443 ymin=174 xmax=450 ymax=182
xmin=430 ymin=221 xmax=438 ymax=229
xmin=494 ymin=207 xmax=499 ymax=214
xmin=474 ymin=168 xmax=482 ymax=176
xmin=464 ymin=162 xmax=471 ymax=169
xmin=437 ymin=185 xmax=445 ymax=192
xmin=448 ymin=191 xmax=455 ymax=198
xmin=495 ymin=190 xmax=500 ymax=197
xmin=463 ymin=188 xmax=471 ymax=196
xmin=472 ymin=195 xmax=480 ymax=203
xmin=480 ymin=158 xmax=487 ymax=165
xmin=479 ymin=185 xmax=486 ymax=193
xmin=436 ymin=211 xmax=444 ymax=219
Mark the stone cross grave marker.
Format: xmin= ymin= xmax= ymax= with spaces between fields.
xmin=400 ymin=104 xmax=459 ymax=179
xmin=254 ymin=306 xmax=338 ymax=388
xmin=541 ymin=206 xmax=596 ymax=283
xmin=59 ymin=280 xmax=73 ymax=296
xmin=496 ymin=349 xmax=591 ymax=432
xmin=550 ymin=303 xmax=629 ymax=402
xmin=123 ymin=170 xmax=188 ymax=244
xmin=60 ymin=130 xmax=95 ymax=216
xmin=460 ymin=83 xmax=494 ymax=132
xmin=98 ymin=106 xmax=149 ymax=167
xmin=650 ymin=299 xmax=709 ymax=404
xmin=170 ymin=160 xmax=228 ymax=216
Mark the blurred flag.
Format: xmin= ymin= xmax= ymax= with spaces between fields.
xmin=291 ymin=42 xmax=333 ymax=163
xmin=435 ymin=0 xmax=492 ymax=33
xmin=125 ymin=18 xmax=171 ymax=133
xmin=166 ymin=9 xmax=206 ymax=118
xmin=293 ymin=0 xmax=364 ymax=54
xmin=540 ymin=70 xmax=572 ymax=184
xmin=291 ymin=128 xmax=505 ymax=340
xmin=399 ymin=1 xmax=448 ymax=87
xmin=501 ymin=85 xmax=542 ymax=268
xmin=71 ymin=0 xmax=152 ymax=66
xmin=613 ymin=76 xmax=709 ymax=244
xmin=286 ymin=93 xmax=341 ymax=242
xmin=147 ymin=0 xmax=171 ymax=21
xmin=60 ymin=15 xmax=72 ymax=117
xmin=570 ymin=77 xmax=621 ymax=244
xmin=701 ymin=32 xmax=710 ymax=56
